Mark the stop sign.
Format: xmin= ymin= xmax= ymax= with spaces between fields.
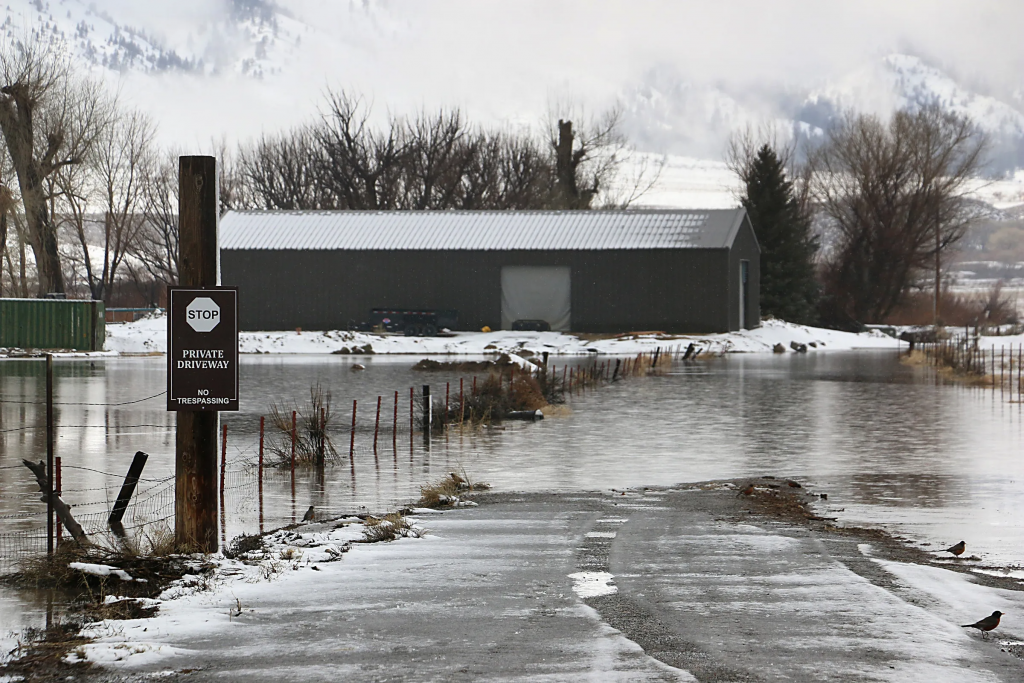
xmin=186 ymin=297 xmax=221 ymax=332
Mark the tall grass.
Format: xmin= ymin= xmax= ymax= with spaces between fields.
xmin=268 ymin=383 xmax=338 ymax=467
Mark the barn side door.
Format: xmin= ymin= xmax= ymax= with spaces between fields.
xmin=739 ymin=260 xmax=750 ymax=329
xmin=501 ymin=266 xmax=571 ymax=331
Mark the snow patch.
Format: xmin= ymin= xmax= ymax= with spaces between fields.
xmin=69 ymin=562 xmax=134 ymax=581
xmin=102 ymin=314 xmax=898 ymax=357
xmin=568 ymin=571 xmax=618 ymax=598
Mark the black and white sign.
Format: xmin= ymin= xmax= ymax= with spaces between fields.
xmin=167 ymin=287 xmax=239 ymax=411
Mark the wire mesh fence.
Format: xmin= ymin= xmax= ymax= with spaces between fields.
xmin=1 ymin=348 xmax=686 ymax=572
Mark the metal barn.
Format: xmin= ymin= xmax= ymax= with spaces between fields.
xmin=219 ymin=209 xmax=760 ymax=333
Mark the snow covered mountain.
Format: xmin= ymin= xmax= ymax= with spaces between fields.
xmin=623 ymin=54 xmax=1024 ymax=173
xmin=3 ymin=1 xmax=1023 ymax=175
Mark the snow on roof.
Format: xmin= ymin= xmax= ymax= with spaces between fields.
xmin=219 ymin=209 xmax=749 ymax=251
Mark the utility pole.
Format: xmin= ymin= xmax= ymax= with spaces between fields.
xmin=174 ymin=156 xmax=219 ymax=552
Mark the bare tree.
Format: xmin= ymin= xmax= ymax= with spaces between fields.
xmin=809 ymin=106 xmax=987 ymax=326
xmin=314 ymin=91 xmax=409 ymax=210
xmin=235 ymin=91 xmax=652 ymax=213
xmin=402 ymin=108 xmax=475 ymax=209
xmin=238 ymin=126 xmax=330 ymax=210
xmin=0 ymin=31 xmax=110 ymax=295
xmin=91 ymin=108 xmax=156 ymax=302
xmin=130 ymin=151 xmax=180 ymax=293
xmin=546 ymin=102 xmax=631 ymax=209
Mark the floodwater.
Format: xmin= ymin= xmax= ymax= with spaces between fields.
xmin=2 ymin=350 xmax=1023 ymax=640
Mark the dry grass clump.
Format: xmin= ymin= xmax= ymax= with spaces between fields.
xmin=112 ymin=524 xmax=176 ymax=558
xmin=223 ymin=533 xmax=266 ymax=560
xmin=7 ymin=530 xmax=190 ymax=601
xmin=268 ymin=383 xmax=338 ymax=468
xmin=418 ymin=472 xmax=490 ymax=508
xmin=1 ymin=619 xmax=91 ymax=680
xmin=427 ymin=367 xmax=562 ymax=431
xmin=361 ymin=513 xmax=420 ymax=542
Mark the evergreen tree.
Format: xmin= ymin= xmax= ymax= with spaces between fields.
xmin=740 ymin=145 xmax=819 ymax=324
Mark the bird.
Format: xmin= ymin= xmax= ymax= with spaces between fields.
xmin=737 ymin=483 xmax=755 ymax=497
xmin=302 ymin=505 xmax=315 ymax=522
xmin=945 ymin=541 xmax=966 ymax=557
xmin=962 ymin=611 xmax=1003 ymax=638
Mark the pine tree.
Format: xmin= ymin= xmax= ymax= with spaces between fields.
xmin=740 ymin=145 xmax=819 ymax=324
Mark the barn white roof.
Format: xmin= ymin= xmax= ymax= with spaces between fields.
xmin=219 ymin=209 xmax=750 ymax=251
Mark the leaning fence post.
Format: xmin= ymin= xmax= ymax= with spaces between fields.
xmin=109 ymin=451 xmax=149 ymax=529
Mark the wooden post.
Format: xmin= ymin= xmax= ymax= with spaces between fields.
xmin=459 ymin=378 xmax=464 ymax=425
xmin=422 ymin=385 xmax=431 ymax=431
xmin=445 ymin=382 xmax=450 ymax=425
xmin=258 ymin=416 xmax=264 ymax=534
xmin=409 ymin=387 xmax=414 ymax=448
xmin=290 ymin=410 xmax=297 ymax=472
xmin=393 ymin=390 xmax=398 ymax=448
xmin=374 ymin=395 xmax=381 ymax=452
xmin=473 ymin=376 xmax=477 ymax=395
xmin=175 ymin=156 xmax=220 ymax=553
xmin=45 ymin=354 xmax=53 ymax=556
xmin=220 ymin=424 xmax=227 ymax=500
xmin=54 ymin=456 xmax=61 ymax=548
xmin=108 ymin=451 xmax=149 ymax=527
xmin=349 ymin=399 xmax=357 ymax=463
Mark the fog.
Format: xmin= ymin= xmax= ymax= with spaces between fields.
xmin=87 ymin=0 xmax=1024 ymax=156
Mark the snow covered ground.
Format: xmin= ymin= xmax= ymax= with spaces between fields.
xmin=102 ymin=313 xmax=899 ymax=357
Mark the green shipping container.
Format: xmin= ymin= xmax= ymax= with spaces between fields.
xmin=0 ymin=299 xmax=106 ymax=351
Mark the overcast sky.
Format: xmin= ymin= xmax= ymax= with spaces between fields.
xmin=97 ymin=0 xmax=1024 ymax=151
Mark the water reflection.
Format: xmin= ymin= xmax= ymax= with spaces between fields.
xmin=2 ymin=350 xmax=1023 ymax=635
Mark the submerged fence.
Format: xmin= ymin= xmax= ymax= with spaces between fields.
xmin=0 ymin=346 xmax=691 ymax=571
xmin=915 ymin=335 xmax=1024 ymax=403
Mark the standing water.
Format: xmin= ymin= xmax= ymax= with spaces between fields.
xmin=2 ymin=350 xmax=1023 ymax=638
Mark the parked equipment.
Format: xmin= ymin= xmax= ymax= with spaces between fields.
xmin=366 ymin=308 xmax=458 ymax=336
xmin=511 ymin=319 xmax=551 ymax=332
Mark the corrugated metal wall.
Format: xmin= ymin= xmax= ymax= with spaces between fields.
xmin=223 ymin=248 xmax=737 ymax=333
xmin=0 ymin=299 xmax=106 ymax=351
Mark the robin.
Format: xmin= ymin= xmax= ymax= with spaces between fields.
xmin=962 ymin=611 xmax=1003 ymax=638
xmin=945 ymin=541 xmax=966 ymax=557
xmin=302 ymin=505 xmax=315 ymax=522
xmin=737 ymin=483 xmax=755 ymax=497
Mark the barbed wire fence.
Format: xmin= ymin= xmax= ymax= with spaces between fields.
xmin=1 ymin=347 xmax=687 ymax=571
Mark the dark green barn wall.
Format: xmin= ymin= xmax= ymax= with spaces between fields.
xmin=223 ymin=247 xmax=744 ymax=333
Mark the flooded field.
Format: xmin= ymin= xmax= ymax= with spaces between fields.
xmin=3 ymin=350 xmax=1023 ymax=638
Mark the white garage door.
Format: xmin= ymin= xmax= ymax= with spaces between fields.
xmin=501 ymin=266 xmax=571 ymax=331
